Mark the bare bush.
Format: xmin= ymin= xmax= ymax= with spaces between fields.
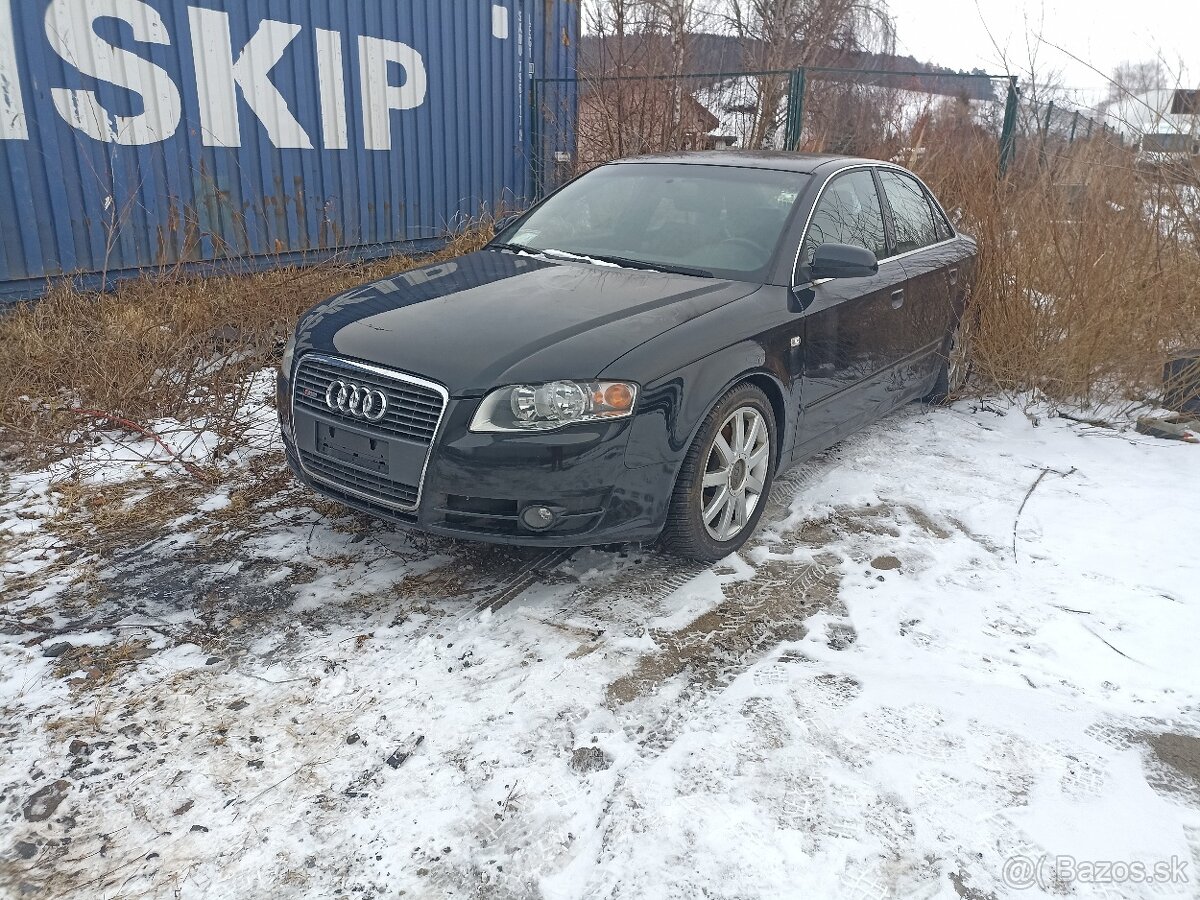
xmin=912 ymin=135 xmax=1200 ymax=408
xmin=0 ymin=223 xmax=495 ymax=461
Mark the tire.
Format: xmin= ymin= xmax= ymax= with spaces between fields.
xmin=659 ymin=383 xmax=778 ymax=562
xmin=923 ymin=318 xmax=970 ymax=405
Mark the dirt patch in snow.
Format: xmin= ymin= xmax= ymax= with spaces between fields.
xmin=606 ymin=554 xmax=842 ymax=707
xmin=1141 ymin=731 xmax=1200 ymax=804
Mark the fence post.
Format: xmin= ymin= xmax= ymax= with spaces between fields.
xmin=531 ymin=79 xmax=543 ymax=199
xmin=999 ymin=76 xmax=1019 ymax=177
xmin=1038 ymin=99 xmax=1054 ymax=168
xmin=1069 ymin=111 xmax=1079 ymax=144
xmin=784 ymin=68 xmax=807 ymax=151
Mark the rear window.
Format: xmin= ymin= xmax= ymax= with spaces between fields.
xmin=879 ymin=170 xmax=941 ymax=254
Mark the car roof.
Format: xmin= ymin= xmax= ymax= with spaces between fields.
xmin=605 ymin=151 xmax=886 ymax=175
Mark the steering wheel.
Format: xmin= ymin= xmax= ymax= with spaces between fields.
xmin=716 ymin=237 xmax=768 ymax=258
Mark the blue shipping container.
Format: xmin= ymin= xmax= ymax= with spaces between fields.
xmin=0 ymin=0 xmax=578 ymax=301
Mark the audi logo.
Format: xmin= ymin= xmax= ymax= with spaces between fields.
xmin=325 ymin=380 xmax=389 ymax=422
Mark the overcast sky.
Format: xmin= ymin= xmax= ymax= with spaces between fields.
xmin=887 ymin=0 xmax=1200 ymax=103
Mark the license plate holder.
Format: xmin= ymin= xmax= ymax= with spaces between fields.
xmin=316 ymin=425 xmax=389 ymax=475
xmin=295 ymin=409 xmax=431 ymax=490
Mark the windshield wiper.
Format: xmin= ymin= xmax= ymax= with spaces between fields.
xmin=492 ymin=244 xmax=713 ymax=279
xmin=489 ymin=241 xmax=534 ymax=254
xmin=582 ymin=254 xmax=714 ymax=278
xmin=492 ymin=244 xmax=605 ymax=265
xmin=538 ymin=247 xmax=713 ymax=278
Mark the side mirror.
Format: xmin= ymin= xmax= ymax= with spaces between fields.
xmin=809 ymin=243 xmax=879 ymax=281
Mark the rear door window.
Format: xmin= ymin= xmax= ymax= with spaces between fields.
xmin=878 ymin=170 xmax=940 ymax=254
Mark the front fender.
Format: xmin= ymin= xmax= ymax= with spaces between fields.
xmin=622 ymin=345 xmax=792 ymax=471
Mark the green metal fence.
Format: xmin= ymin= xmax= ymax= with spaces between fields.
xmin=531 ymin=67 xmax=1021 ymax=197
xmin=1026 ymin=98 xmax=1120 ymax=168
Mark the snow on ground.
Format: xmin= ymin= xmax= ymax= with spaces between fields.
xmin=1 ymin=375 xmax=1199 ymax=900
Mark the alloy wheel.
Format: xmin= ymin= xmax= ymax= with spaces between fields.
xmin=700 ymin=406 xmax=771 ymax=542
xmin=947 ymin=324 xmax=969 ymax=392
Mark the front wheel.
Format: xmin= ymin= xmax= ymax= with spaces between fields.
xmin=659 ymin=383 xmax=777 ymax=562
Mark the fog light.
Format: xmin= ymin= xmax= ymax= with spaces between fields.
xmin=521 ymin=505 xmax=557 ymax=531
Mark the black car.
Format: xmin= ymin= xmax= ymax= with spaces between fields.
xmin=278 ymin=153 xmax=975 ymax=561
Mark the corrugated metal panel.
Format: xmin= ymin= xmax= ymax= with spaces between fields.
xmin=0 ymin=0 xmax=578 ymax=301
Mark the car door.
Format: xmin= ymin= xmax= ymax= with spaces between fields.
xmin=794 ymin=169 xmax=909 ymax=449
xmin=876 ymin=169 xmax=957 ymax=394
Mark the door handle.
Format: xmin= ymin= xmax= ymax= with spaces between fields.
xmin=948 ymin=267 xmax=959 ymax=286
xmin=890 ymin=289 xmax=905 ymax=309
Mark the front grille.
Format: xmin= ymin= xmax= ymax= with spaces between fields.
xmin=292 ymin=354 xmax=448 ymax=513
xmin=294 ymin=356 xmax=444 ymax=445
xmin=303 ymin=473 xmax=419 ymax=525
xmin=299 ymin=448 xmax=419 ymax=508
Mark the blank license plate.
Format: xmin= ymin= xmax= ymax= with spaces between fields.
xmin=316 ymin=425 xmax=389 ymax=475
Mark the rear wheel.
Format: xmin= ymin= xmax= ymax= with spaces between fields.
xmin=659 ymin=384 xmax=777 ymax=562
xmin=923 ymin=319 xmax=970 ymax=404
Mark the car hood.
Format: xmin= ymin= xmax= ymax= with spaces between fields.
xmin=294 ymin=250 xmax=758 ymax=395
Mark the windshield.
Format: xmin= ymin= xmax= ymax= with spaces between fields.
xmin=495 ymin=163 xmax=809 ymax=280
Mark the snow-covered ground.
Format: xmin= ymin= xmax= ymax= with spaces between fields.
xmin=2 ymin=373 xmax=1199 ymax=899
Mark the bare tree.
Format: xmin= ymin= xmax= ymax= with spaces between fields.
xmin=639 ymin=0 xmax=712 ymax=145
xmin=579 ymin=0 xmax=898 ymax=161
xmin=1104 ymin=60 xmax=1168 ymax=107
xmin=580 ymin=0 xmax=647 ymax=162
xmin=579 ymin=0 xmax=720 ymax=163
xmin=724 ymin=0 xmax=896 ymax=148
xmin=1093 ymin=60 xmax=1170 ymax=133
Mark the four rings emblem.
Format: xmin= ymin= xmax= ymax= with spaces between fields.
xmin=325 ymin=380 xmax=389 ymax=422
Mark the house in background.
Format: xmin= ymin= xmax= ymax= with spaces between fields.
xmin=1109 ymin=88 xmax=1200 ymax=157
xmin=577 ymin=86 xmax=732 ymax=165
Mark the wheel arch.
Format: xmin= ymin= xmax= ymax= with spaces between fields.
xmin=675 ymin=366 xmax=790 ymax=476
xmin=738 ymin=372 xmax=789 ymax=473
xmin=656 ymin=368 xmax=788 ymax=560
xmin=621 ymin=348 xmax=794 ymax=486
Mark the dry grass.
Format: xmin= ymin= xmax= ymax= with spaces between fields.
xmin=50 ymin=637 xmax=157 ymax=687
xmin=911 ymin=135 xmax=1200 ymax=408
xmin=0 ymin=223 xmax=494 ymax=460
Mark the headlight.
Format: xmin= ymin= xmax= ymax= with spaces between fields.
xmin=280 ymin=329 xmax=298 ymax=374
xmin=470 ymin=381 xmax=638 ymax=433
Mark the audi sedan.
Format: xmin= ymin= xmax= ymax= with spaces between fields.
xmin=278 ymin=153 xmax=976 ymax=561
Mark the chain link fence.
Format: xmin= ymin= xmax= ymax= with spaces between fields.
xmin=530 ymin=68 xmax=1020 ymax=196
xmin=1022 ymin=98 xmax=1123 ymax=169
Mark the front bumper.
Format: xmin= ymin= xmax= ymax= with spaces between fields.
xmin=278 ymin=368 xmax=676 ymax=547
